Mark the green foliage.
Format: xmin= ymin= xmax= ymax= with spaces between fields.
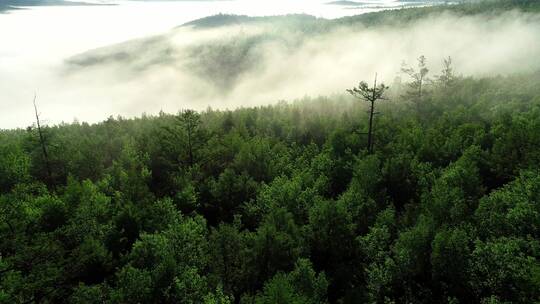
xmin=431 ymin=227 xmax=473 ymax=298
xmin=204 ymin=286 xmax=233 ymax=304
xmin=251 ymin=208 xmax=303 ymax=286
xmin=253 ymin=259 xmax=328 ymax=304
xmin=475 ymin=170 xmax=540 ymax=239
xmin=0 ymin=137 xmax=30 ymax=192
xmin=208 ymin=219 xmax=251 ymax=298
xmin=469 ymin=237 xmax=540 ymax=302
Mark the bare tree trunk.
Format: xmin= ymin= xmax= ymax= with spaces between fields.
xmin=348 ymin=73 xmax=388 ymax=155
xmin=33 ymin=95 xmax=53 ymax=187
xmin=417 ymin=74 xmax=423 ymax=115
xmin=367 ymin=74 xmax=377 ymax=154
xmin=419 ymin=75 xmax=423 ymax=101
xmin=187 ymin=126 xmax=194 ymax=167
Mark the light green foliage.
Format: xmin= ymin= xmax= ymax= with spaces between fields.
xmin=254 ymin=259 xmax=328 ymax=304
xmin=476 ymin=170 xmax=540 ymax=239
xmin=251 ymin=208 xmax=303 ymax=284
xmin=0 ymin=138 xmax=30 ymax=192
xmin=424 ymin=146 xmax=484 ymax=227
xmin=470 ymin=237 xmax=540 ymax=303
xmin=111 ymin=266 xmax=153 ymax=303
xmin=358 ymin=208 xmax=398 ymax=303
xmin=112 ymin=215 xmax=209 ymax=302
xmin=204 ymin=286 xmax=233 ymax=304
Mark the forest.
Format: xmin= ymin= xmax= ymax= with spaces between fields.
xmin=2 ymin=1 xmax=540 ymax=304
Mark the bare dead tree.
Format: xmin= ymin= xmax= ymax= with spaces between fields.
xmin=177 ymin=109 xmax=202 ymax=167
xmin=401 ymin=55 xmax=430 ymax=113
xmin=347 ymin=74 xmax=389 ymax=154
xmin=437 ymin=56 xmax=455 ymax=88
xmin=33 ymin=94 xmax=53 ymax=186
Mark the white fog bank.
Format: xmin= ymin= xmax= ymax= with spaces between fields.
xmin=1 ymin=1 xmax=537 ymax=128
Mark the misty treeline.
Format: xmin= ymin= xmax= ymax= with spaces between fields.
xmin=2 ymin=51 xmax=540 ymax=304
xmin=184 ymin=0 xmax=540 ymax=31
xmin=54 ymin=0 xmax=540 ymax=128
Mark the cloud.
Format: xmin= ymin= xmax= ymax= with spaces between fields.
xmin=2 ymin=8 xmax=540 ymax=128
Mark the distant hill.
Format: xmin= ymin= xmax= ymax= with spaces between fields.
xmin=182 ymin=13 xmax=323 ymax=29
xmin=182 ymin=0 xmax=540 ymax=30
xmin=0 ymin=0 xmax=109 ymax=12
xmin=326 ymin=0 xmax=365 ymax=5
xmin=335 ymin=0 xmax=540 ymax=27
xmin=325 ymin=0 xmax=447 ymax=7
xmin=65 ymin=0 xmax=540 ymax=96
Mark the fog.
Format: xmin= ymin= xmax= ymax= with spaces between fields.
xmin=1 ymin=1 xmax=539 ymax=128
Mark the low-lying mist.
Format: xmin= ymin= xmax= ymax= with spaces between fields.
xmin=4 ymin=8 xmax=540 ymax=128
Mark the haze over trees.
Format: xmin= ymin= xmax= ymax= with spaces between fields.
xmin=1 ymin=0 xmax=540 ymax=303
xmin=2 ymin=53 xmax=540 ymax=303
xmin=4 ymin=0 xmax=540 ymax=128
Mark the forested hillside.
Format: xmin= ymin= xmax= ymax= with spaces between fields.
xmin=183 ymin=0 xmax=540 ymax=30
xmin=2 ymin=56 xmax=540 ymax=303
xmin=334 ymin=0 xmax=540 ymax=27
xmin=0 ymin=0 xmax=102 ymax=12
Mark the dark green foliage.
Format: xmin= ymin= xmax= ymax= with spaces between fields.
xmin=250 ymin=259 xmax=328 ymax=304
